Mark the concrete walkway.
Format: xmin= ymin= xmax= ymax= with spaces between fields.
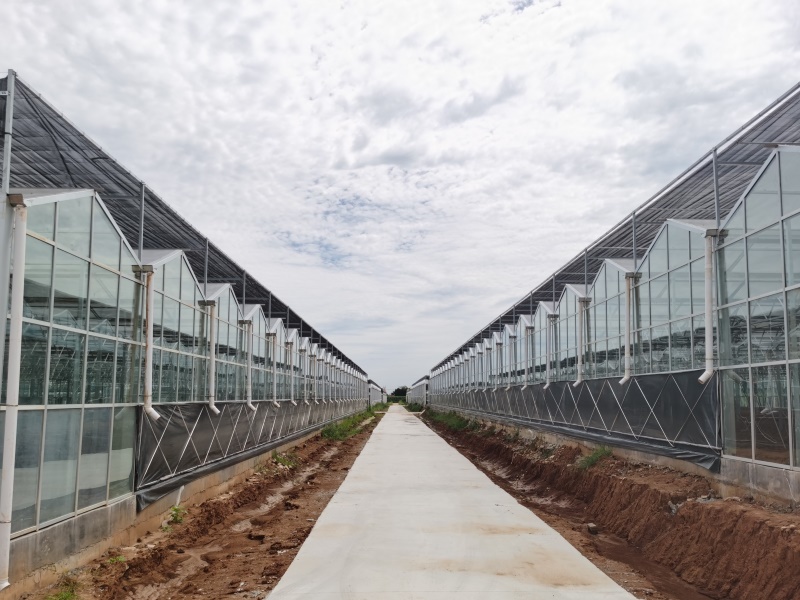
xmin=268 ymin=405 xmax=635 ymax=600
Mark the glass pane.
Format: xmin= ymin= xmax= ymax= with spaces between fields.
xmin=162 ymin=297 xmax=180 ymax=350
xmin=746 ymin=157 xmax=781 ymax=233
xmin=218 ymin=293 xmax=230 ymax=325
xmin=594 ymin=302 xmax=607 ymax=341
xmin=89 ymin=266 xmax=119 ymax=335
xmin=752 ymin=365 xmax=789 ymax=465
xmin=689 ymin=232 xmax=704 ymax=262
xmin=118 ymin=276 xmax=142 ymax=342
xmin=749 ymin=293 xmax=785 ymax=364
xmin=790 ymin=363 xmax=800 ymax=466
xmin=650 ymin=325 xmax=670 ymax=372
xmin=115 ymin=342 xmax=141 ymax=404
xmin=109 ymin=406 xmax=135 ymax=499
xmin=747 ymin=224 xmax=782 ymax=297
xmin=91 ymin=201 xmax=121 ymax=270
xmin=121 ymin=244 xmax=139 ymax=276
xmin=56 ymin=196 xmax=92 ymax=256
xmin=40 ymin=408 xmax=81 ymax=522
xmin=177 ymin=353 xmax=192 ymax=402
xmin=78 ymin=408 xmax=111 ymax=508
xmin=722 ymin=203 xmax=745 ymax=242
xmin=153 ymin=292 xmax=163 ymax=347
xmin=718 ymin=240 xmax=747 ymax=305
xmin=719 ymin=303 xmax=749 ymax=367
xmin=669 ymin=264 xmax=691 ymax=319
xmin=180 ymin=258 xmax=196 ymax=304
xmin=159 ymin=350 xmax=178 ymax=403
xmin=780 ymin=151 xmax=800 ymax=216
xmin=690 ymin=259 xmax=705 ymax=316
xmin=635 ymin=281 xmax=650 ymax=329
xmin=12 ymin=410 xmax=43 ymax=532
xmin=24 ymin=237 xmax=53 ymax=321
xmin=783 ymin=213 xmax=800 ymax=287
xmin=27 ymin=203 xmax=55 ymax=239
xmin=85 ymin=336 xmax=115 ymax=404
xmin=670 ymin=318 xmax=692 ymax=371
xmin=668 ymin=225 xmax=690 ymax=269
xmin=648 ymin=229 xmax=669 ymax=278
xmin=19 ymin=323 xmax=48 ymax=405
xmin=721 ymin=368 xmax=752 ymax=459
xmin=162 ymin=257 xmax=181 ymax=299
xmin=193 ymin=356 xmax=207 ymax=402
xmin=48 ymin=329 xmax=85 ymax=404
xmin=52 ymin=250 xmax=89 ymax=329
xmin=228 ymin=290 xmax=240 ymax=322
xmin=179 ymin=304 xmax=195 ymax=354
xmin=607 ymin=295 xmax=620 ymax=338
xmin=649 ymin=275 xmax=669 ymax=326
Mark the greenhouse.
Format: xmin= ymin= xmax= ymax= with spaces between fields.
xmin=423 ymin=82 xmax=800 ymax=489
xmin=0 ymin=70 xmax=371 ymax=586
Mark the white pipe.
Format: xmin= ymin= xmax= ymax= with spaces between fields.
xmin=206 ymin=301 xmax=220 ymax=415
xmin=271 ymin=336 xmax=279 ymax=408
xmin=619 ymin=275 xmax=633 ymax=385
xmin=699 ymin=234 xmax=716 ymax=384
xmin=0 ymin=205 xmax=27 ymax=591
xmin=301 ymin=351 xmax=309 ymax=405
xmin=245 ymin=321 xmax=256 ymax=412
xmin=544 ymin=316 xmax=553 ymax=390
xmin=288 ymin=343 xmax=296 ymax=405
xmin=142 ymin=271 xmax=161 ymax=421
xmin=312 ymin=357 xmax=319 ymax=404
xmin=575 ymin=299 xmax=587 ymax=387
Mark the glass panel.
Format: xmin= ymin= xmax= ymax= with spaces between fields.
xmin=180 ymin=258 xmax=196 ymax=304
xmin=85 ymin=336 xmax=115 ymax=404
xmin=153 ymin=293 xmax=163 ymax=347
xmin=670 ymin=318 xmax=692 ymax=371
xmin=88 ymin=266 xmax=119 ymax=335
xmin=749 ymin=293 xmax=785 ymax=364
xmin=783 ymin=213 xmax=800 ymax=288
xmin=668 ymin=225 xmax=690 ymax=269
xmin=48 ymin=329 xmax=85 ymax=404
xmin=594 ymin=302 xmax=607 ymax=341
xmin=723 ymin=203 xmax=745 ymax=242
xmin=115 ymin=342 xmax=141 ymax=404
xmin=159 ymin=350 xmax=178 ymax=403
xmin=40 ymin=408 xmax=81 ymax=522
xmin=719 ymin=303 xmax=749 ymax=367
xmin=118 ymin=276 xmax=142 ymax=342
xmin=636 ymin=328 xmax=650 ymax=374
xmin=752 ymin=365 xmax=789 ymax=465
xmin=669 ymin=264 xmax=691 ymax=319
xmin=91 ymin=201 xmax=121 ymax=270
xmin=121 ymin=244 xmax=139 ymax=275
xmin=162 ymin=297 xmax=180 ymax=350
xmin=162 ymin=257 xmax=181 ymax=299
xmin=177 ymin=353 xmax=192 ymax=402
xmin=791 ymin=363 xmax=800 ymax=466
xmin=718 ymin=240 xmax=747 ymax=305
xmin=648 ymin=229 xmax=669 ymax=278
xmin=722 ymin=368 xmax=752 ymax=459
xmin=650 ymin=325 xmax=670 ymax=372
xmin=690 ymin=259 xmax=705 ymax=316
xmin=19 ymin=323 xmax=48 ymax=405
xmin=746 ymin=158 xmax=781 ymax=233
xmin=747 ymin=224 xmax=783 ymax=297
xmin=649 ymin=275 xmax=669 ymax=326
xmin=781 ymin=151 xmax=800 ymax=216
xmin=27 ymin=203 xmax=55 ymax=239
xmin=228 ymin=290 xmax=240 ymax=322
xmin=788 ymin=289 xmax=800 ymax=360
xmin=193 ymin=356 xmax=207 ymax=401
xmin=109 ymin=406 xmax=135 ymax=499
xmin=607 ymin=295 xmax=620 ymax=338
xmin=179 ymin=304 xmax=194 ymax=354
xmin=56 ymin=196 xmax=92 ymax=256
xmin=24 ymin=236 xmax=53 ymax=321
xmin=78 ymin=408 xmax=111 ymax=508
xmin=52 ymin=250 xmax=89 ymax=329
xmin=692 ymin=314 xmax=706 ymax=369
xmin=12 ymin=410 xmax=43 ymax=532
xmin=607 ymin=268 xmax=619 ymax=298
xmin=635 ymin=281 xmax=650 ymax=329
xmin=689 ymin=232 xmax=704 ymax=262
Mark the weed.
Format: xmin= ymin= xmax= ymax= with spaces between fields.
xmin=405 ymin=402 xmax=424 ymax=412
xmin=371 ymin=402 xmax=390 ymax=412
xmin=539 ymin=446 xmax=555 ymax=459
xmin=272 ymin=450 xmax=299 ymax=469
xmin=321 ymin=408 xmax=375 ymax=440
xmin=578 ymin=446 xmax=613 ymax=470
xmin=427 ymin=410 xmax=474 ymax=431
xmin=45 ymin=576 xmax=78 ymax=600
xmin=107 ymin=555 xmax=126 ymax=564
xmin=160 ymin=524 xmax=172 ymax=533
xmin=169 ymin=505 xmax=187 ymax=524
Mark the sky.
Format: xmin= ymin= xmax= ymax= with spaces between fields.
xmin=4 ymin=0 xmax=800 ymax=390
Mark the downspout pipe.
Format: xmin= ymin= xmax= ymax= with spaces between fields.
xmin=201 ymin=300 xmax=220 ymax=415
xmin=619 ymin=275 xmax=634 ymax=385
xmin=699 ymin=232 xmax=717 ymax=385
xmin=243 ymin=320 xmax=256 ymax=412
xmin=288 ymin=343 xmax=296 ymax=406
xmin=271 ymin=335 xmax=279 ymax=408
xmin=142 ymin=269 xmax=161 ymax=421
xmin=0 ymin=204 xmax=26 ymax=591
xmin=574 ymin=298 xmax=589 ymax=387
xmin=544 ymin=315 xmax=555 ymax=390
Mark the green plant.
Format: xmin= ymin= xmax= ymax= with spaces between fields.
xmin=578 ymin=446 xmax=613 ymax=470
xmin=169 ymin=505 xmax=187 ymax=524
xmin=405 ymin=402 xmax=424 ymax=412
xmin=107 ymin=555 xmax=126 ymax=564
xmin=321 ymin=408 xmax=374 ymax=440
xmin=160 ymin=524 xmax=172 ymax=533
xmin=45 ymin=576 xmax=78 ymax=600
xmin=272 ymin=450 xmax=299 ymax=469
xmin=427 ymin=410 xmax=474 ymax=431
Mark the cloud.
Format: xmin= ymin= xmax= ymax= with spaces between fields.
xmin=4 ymin=0 xmax=800 ymax=390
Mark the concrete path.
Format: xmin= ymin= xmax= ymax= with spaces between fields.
xmin=268 ymin=405 xmax=635 ymax=600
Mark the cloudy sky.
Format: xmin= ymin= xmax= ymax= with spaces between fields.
xmin=5 ymin=0 xmax=800 ymax=389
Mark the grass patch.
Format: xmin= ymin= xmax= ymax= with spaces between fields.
xmin=169 ymin=505 xmax=187 ymax=524
xmin=371 ymin=402 xmax=390 ymax=412
xmin=272 ymin=450 xmax=299 ymax=469
xmin=427 ymin=410 xmax=475 ymax=432
xmin=405 ymin=402 xmax=424 ymax=412
xmin=45 ymin=576 xmax=78 ymax=600
xmin=578 ymin=446 xmax=613 ymax=470
xmin=107 ymin=555 xmax=126 ymax=564
xmin=321 ymin=408 xmax=375 ymax=441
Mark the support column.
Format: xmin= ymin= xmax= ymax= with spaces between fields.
xmin=143 ymin=269 xmax=161 ymax=420
xmin=243 ymin=320 xmax=255 ymax=411
xmin=200 ymin=300 xmax=220 ymax=415
xmin=574 ymin=298 xmax=590 ymax=387
xmin=699 ymin=232 xmax=717 ymax=384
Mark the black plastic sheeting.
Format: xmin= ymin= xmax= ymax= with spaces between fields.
xmin=429 ymin=370 xmax=720 ymax=471
xmin=135 ymin=398 xmax=365 ymax=510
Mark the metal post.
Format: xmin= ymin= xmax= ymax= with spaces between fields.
xmin=699 ymin=233 xmax=716 ymax=384
xmin=138 ymin=183 xmax=145 ymax=261
xmin=632 ymin=210 xmax=637 ymax=270
xmin=204 ymin=300 xmax=220 ymax=415
xmin=619 ymin=275 xmax=633 ymax=385
xmin=245 ymin=321 xmax=255 ymax=411
xmin=574 ymin=297 xmax=588 ymax=387
xmin=712 ymin=148 xmax=721 ymax=232
xmin=0 ymin=204 xmax=26 ymax=591
xmin=203 ymin=238 xmax=209 ymax=297
xmin=142 ymin=270 xmax=161 ymax=421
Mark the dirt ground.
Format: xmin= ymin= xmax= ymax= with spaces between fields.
xmin=26 ymin=416 xmax=380 ymax=600
xmin=422 ymin=413 xmax=800 ymax=600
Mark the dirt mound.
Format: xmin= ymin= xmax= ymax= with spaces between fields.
xmin=427 ymin=416 xmax=800 ymax=600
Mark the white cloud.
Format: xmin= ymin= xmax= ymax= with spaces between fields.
xmin=5 ymin=0 xmax=800 ymax=389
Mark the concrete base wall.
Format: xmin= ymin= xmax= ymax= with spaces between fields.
xmin=438 ymin=408 xmax=799 ymax=507
xmin=3 ymin=429 xmax=321 ymax=599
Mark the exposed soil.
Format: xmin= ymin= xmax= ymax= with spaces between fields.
xmin=423 ymin=414 xmax=800 ymax=600
xmin=26 ymin=416 xmax=380 ymax=600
